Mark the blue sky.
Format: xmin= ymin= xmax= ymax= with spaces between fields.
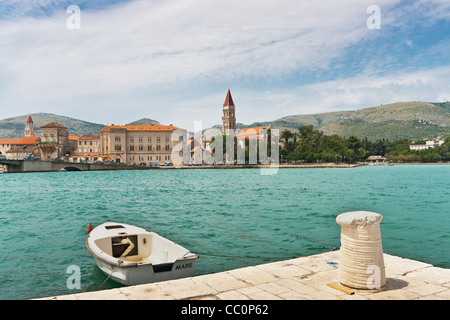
xmin=0 ymin=0 xmax=449 ymax=131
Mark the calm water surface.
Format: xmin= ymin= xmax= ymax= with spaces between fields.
xmin=0 ymin=165 xmax=449 ymax=299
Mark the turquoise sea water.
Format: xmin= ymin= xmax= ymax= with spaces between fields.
xmin=0 ymin=165 xmax=449 ymax=300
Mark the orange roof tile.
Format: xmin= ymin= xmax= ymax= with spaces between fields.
xmin=79 ymin=135 xmax=100 ymax=140
xmin=101 ymin=125 xmax=183 ymax=132
xmin=69 ymin=135 xmax=79 ymax=140
xmin=236 ymin=126 xmax=271 ymax=137
xmin=0 ymin=138 xmax=23 ymax=145
xmin=41 ymin=122 xmax=67 ymax=129
xmin=17 ymin=136 xmax=40 ymax=144
xmin=0 ymin=137 xmax=40 ymax=145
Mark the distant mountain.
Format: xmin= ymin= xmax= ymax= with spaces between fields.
xmin=0 ymin=113 xmax=106 ymax=138
xmin=126 ymin=118 xmax=161 ymax=126
xmin=0 ymin=113 xmax=167 ymax=139
xmin=2 ymin=101 xmax=450 ymax=141
xmin=241 ymin=101 xmax=450 ymax=141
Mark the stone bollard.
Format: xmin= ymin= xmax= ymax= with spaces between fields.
xmin=336 ymin=211 xmax=386 ymax=290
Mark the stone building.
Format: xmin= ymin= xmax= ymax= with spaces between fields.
xmin=100 ymin=124 xmax=186 ymax=165
xmin=0 ymin=115 xmax=40 ymax=159
xmin=76 ymin=135 xmax=101 ymax=160
xmin=39 ymin=122 xmax=69 ymax=159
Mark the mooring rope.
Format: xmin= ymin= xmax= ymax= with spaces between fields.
xmin=336 ymin=211 xmax=386 ymax=290
xmin=96 ymin=260 xmax=123 ymax=290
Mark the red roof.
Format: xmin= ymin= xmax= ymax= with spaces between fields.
xmin=26 ymin=115 xmax=33 ymax=124
xmin=101 ymin=125 xmax=182 ymax=133
xmin=79 ymin=135 xmax=100 ymax=140
xmin=223 ymin=89 xmax=235 ymax=106
xmin=0 ymin=137 xmax=40 ymax=145
xmin=17 ymin=136 xmax=40 ymax=145
xmin=41 ymin=122 xmax=67 ymax=129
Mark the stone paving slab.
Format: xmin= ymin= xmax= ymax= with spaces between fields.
xmin=40 ymin=251 xmax=449 ymax=300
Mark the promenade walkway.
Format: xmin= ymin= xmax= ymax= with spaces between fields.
xmin=42 ymin=251 xmax=450 ymax=300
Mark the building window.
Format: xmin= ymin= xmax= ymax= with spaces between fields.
xmin=139 ymin=145 xmax=143 ymax=151
xmin=165 ymin=145 xmax=170 ymax=151
xmin=148 ymin=137 xmax=152 ymax=143
xmin=115 ymin=136 xmax=121 ymax=142
xmin=114 ymin=145 xmax=121 ymax=152
xmin=165 ymin=137 xmax=170 ymax=143
xmin=157 ymin=137 xmax=161 ymax=143
xmin=148 ymin=145 xmax=152 ymax=151
xmin=130 ymin=137 xmax=134 ymax=143
xmin=130 ymin=145 xmax=134 ymax=151
xmin=139 ymin=137 xmax=143 ymax=143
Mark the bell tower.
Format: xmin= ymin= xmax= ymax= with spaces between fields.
xmin=222 ymin=89 xmax=236 ymax=135
xmin=25 ymin=114 xmax=35 ymax=137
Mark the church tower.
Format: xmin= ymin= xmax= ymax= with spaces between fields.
xmin=222 ymin=89 xmax=236 ymax=135
xmin=25 ymin=114 xmax=35 ymax=137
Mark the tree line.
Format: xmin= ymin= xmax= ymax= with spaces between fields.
xmin=280 ymin=125 xmax=450 ymax=163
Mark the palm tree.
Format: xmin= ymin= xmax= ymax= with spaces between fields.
xmin=280 ymin=129 xmax=293 ymax=150
xmin=292 ymin=132 xmax=299 ymax=148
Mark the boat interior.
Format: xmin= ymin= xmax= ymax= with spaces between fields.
xmin=94 ymin=225 xmax=189 ymax=264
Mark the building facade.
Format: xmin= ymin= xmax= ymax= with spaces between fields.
xmin=76 ymin=135 xmax=101 ymax=159
xmin=39 ymin=122 xmax=69 ymax=159
xmin=222 ymin=89 xmax=236 ymax=135
xmin=0 ymin=116 xmax=40 ymax=159
xmin=100 ymin=125 xmax=186 ymax=165
xmin=409 ymin=139 xmax=444 ymax=151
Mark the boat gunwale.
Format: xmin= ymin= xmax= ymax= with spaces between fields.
xmin=86 ymin=223 xmax=198 ymax=268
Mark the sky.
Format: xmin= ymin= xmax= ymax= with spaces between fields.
xmin=0 ymin=0 xmax=449 ymax=131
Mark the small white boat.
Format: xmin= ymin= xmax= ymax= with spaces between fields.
xmin=86 ymin=222 xmax=198 ymax=286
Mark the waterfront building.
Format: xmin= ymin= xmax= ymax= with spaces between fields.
xmin=68 ymin=135 xmax=79 ymax=158
xmin=39 ymin=122 xmax=69 ymax=159
xmin=222 ymin=89 xmax=236 ymax=135
xmin=0 ymin=137 xmax=41 ymax=159
xmin=235 ymin=125 xmax=273 ymax=151
xmin=409 ymin=139 xmax=444 ymax=151
xmin=0 ymin=138 xmax=21 ymax=157
xmin=100 ymin=124 xmax=186 ymax=165
xmin=0 ymin=116 xmax=40 ymax=159
xmin=186 ymin=136 xmax=214 ymax=164
xmin=76 ymin=135 xmax=101 ymax=161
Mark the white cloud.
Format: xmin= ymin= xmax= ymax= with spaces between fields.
xmin=234 ymin=65 xmax=450 ymax=125
xmin=0 ymin=0 xmax=449 ymax=132
xmin=0 ymin=1 xmax=398 ymax=96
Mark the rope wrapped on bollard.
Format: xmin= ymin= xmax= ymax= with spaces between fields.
xmin=336 ymin=211 xmax=386 ymax=290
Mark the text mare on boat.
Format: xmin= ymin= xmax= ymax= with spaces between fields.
xmin=86 ymin=222 xmax=198 ymax=286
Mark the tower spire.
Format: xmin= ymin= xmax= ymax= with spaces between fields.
xmin=25 ymin=114 xmax=35 ymax=137
xmin=222 ymin=89 xmax=236 ymax=135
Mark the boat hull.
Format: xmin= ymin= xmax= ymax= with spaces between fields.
xmin=87 ymin=222 xmax=198 ymax=286
xmin=93 ymin=256 xmax=197 ymax=286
